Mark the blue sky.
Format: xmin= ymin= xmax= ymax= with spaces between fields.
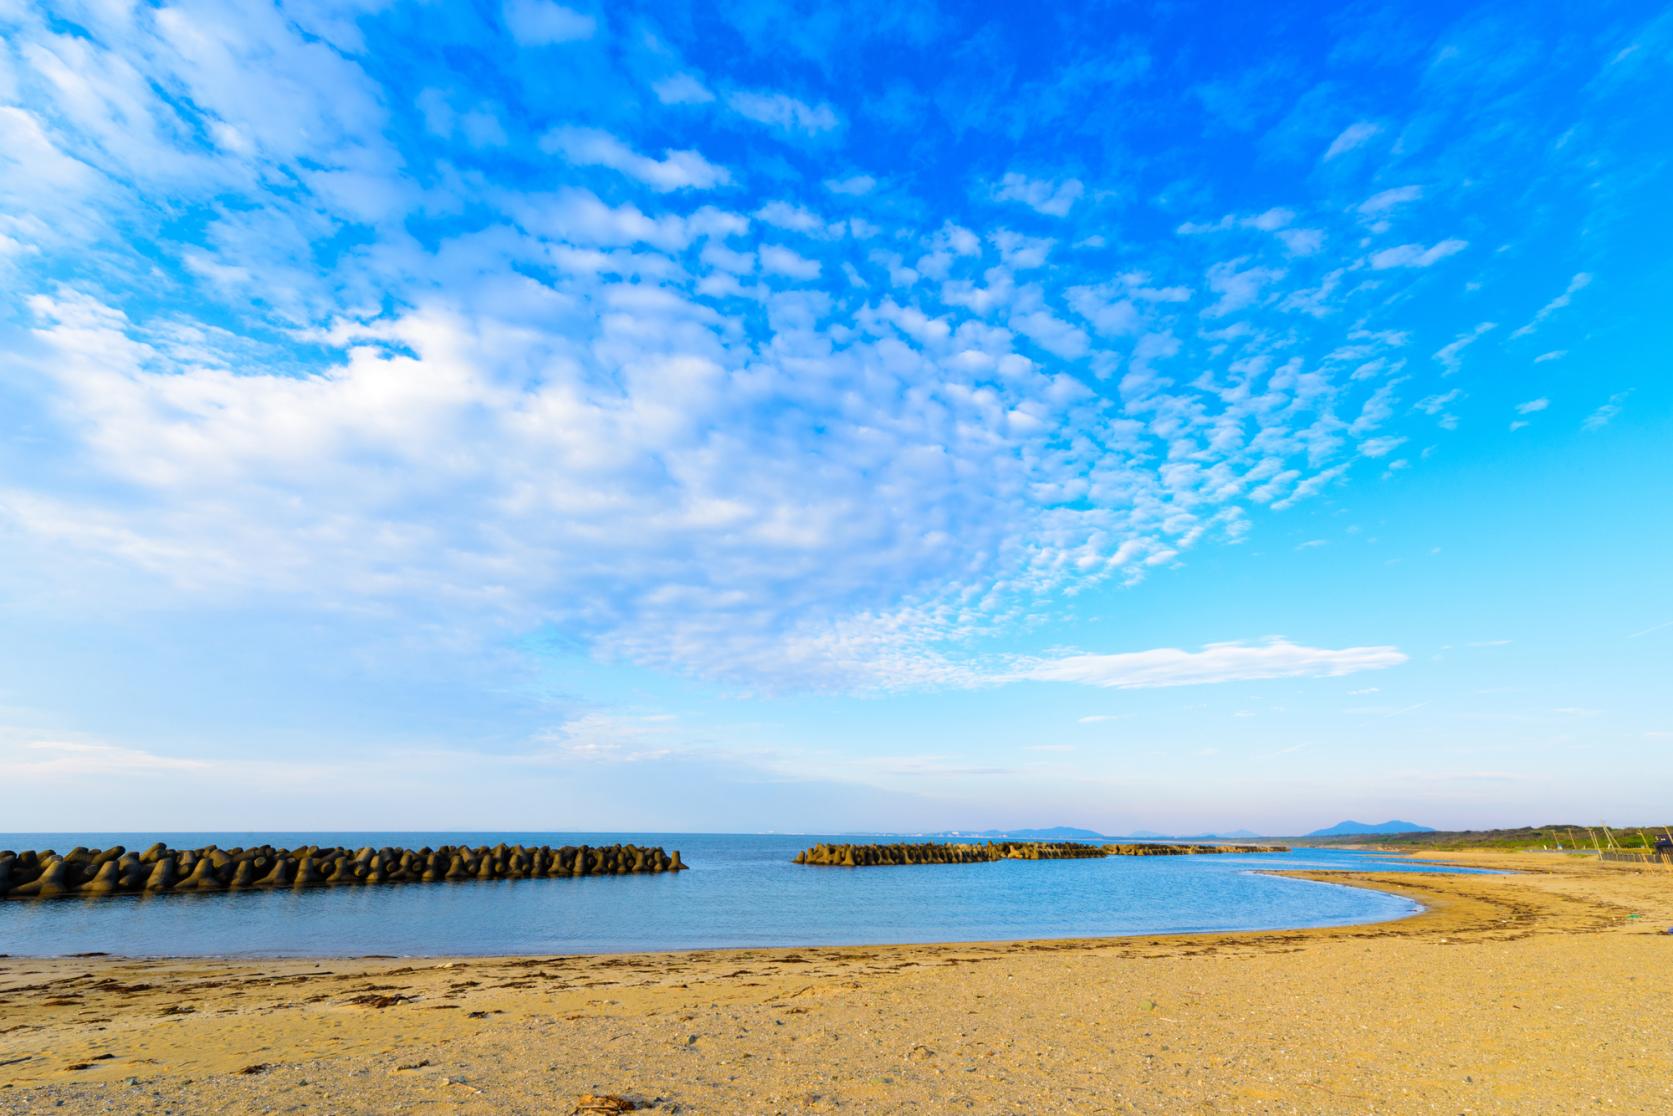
xmin=1 ymin=0 xmax=1669 ymax=834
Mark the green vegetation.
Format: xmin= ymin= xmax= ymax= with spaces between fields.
xmin=1296 ymin=825 xmax=1673 ymax=852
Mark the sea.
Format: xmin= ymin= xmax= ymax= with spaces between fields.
xmin=0 ymin=832 xmax=1472 ymax=958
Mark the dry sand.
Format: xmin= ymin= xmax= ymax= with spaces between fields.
xmin=1 ymin=853 xmax=1670 ymax=1114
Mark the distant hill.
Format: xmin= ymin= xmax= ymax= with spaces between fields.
xmin=1306 ymin=819 xmax=1435 ymax=837
xmin=1298 ymin=824 xmax=1672 ymax=852
xmin=934 ymin=826 xmax=1108 ymax=840
xmin=1114 ymin=829 xmax=1266 ymax=840
xmin=915 ymin=825 xmax=1280 ymax=842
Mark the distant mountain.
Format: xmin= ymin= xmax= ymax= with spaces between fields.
xmin=1114 ymin=828 xmax=1265 ymax=841
xmin=900 ymin=824 xmax=1282 ymax=842
xmin=1306 ymin=819 xmax=1435 ymax=837
xmin=934 ymin=826 xmax=1108 ymax=840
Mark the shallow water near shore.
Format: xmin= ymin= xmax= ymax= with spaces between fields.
xmin=0 ymin=833 xmax=1464 ymax=957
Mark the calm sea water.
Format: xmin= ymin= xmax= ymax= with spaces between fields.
xmin=0 ymin=832 xmax=1462 ymax=957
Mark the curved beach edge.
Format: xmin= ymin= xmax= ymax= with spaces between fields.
xmin=3 ymin=856 xmax=1494 ymax=964
xmin=0 ymin=863 xmax=1465 ymax=963
xmin=3 ymin=851 xmax=1667 ymax=1106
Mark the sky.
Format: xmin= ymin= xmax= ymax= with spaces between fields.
xmin=1 ymin=0 xmax=1670 ymax=835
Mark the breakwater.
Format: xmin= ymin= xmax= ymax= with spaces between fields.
xmin=794 ymin=840 xmax=1287 ymax=866
xmin=0 ymin=842 xmax=686 ymax=900
xmin=797 ymin=841 xmax=1115 ymax=866
xmin=1103 ymin=843 xmax=1287 ymax=856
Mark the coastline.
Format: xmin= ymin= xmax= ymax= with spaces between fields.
xmin=0 ymin=865 xmax=1431 ymax=962
xmin=3 ymin=853 xmax=1670 ymax=1113
xmin=0 ymin=863 xmax=1423 ymax=963
xmin=0 ymin=844 xmax=1424 ymax=959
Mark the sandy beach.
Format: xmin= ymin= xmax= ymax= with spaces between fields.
xmin=1 ymin=853 xmax=1669 ymax=1114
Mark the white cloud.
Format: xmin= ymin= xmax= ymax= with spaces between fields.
xmin=6 ymin=270 xmax=1418 ymax=691
xmin=0 ymin=107 xmax=99 ymax=200
xmin=1358 ymin=185 xmax=1423 ymax=215
xmin=1415 ymin=388 xmax=1462 ymax=416
xmin=1204 ymin=258 xmax=1285 ymax=316
xmin=509 ymin=187 xmax=699 ymax=249
xmin=993 ymin=172 xmax=1084 ymax=217
xmin=1177 ymin=209 xmax=1320 ymax=256
xmin=1066 ymin=284 xmax=1141 ymax=336
xmin=0 ymin=0 xmax=1662 ymax=854
xmin=1242 ymin=208 xmax=1292 ymax=232
xmin=1433 ymin=322 xmax=1495 ymax=375
xmin=990 ymin=230 xmax=1054 ymax=269
xmin=1018 ymin=638 xmax=1407 ymax=690
xmin=1510 ymin=273 xmax=1591 ymax=338
xmin=1278 ymin=228 xmax=1325 ymax=256
xmin=15 ymin=739 xmax=209 ymax=776
xmin=1369 ymin=239 xmax=1468 ymax=269
xmin=1270 ymin=464 xmax=1351 ymax=511
xmin=759 ymin=243 xmax=821 ymax=279
xmin=727 ymin=90 xmax=840 ymax=134
xmin=1324 ymin=121 xmax=1382 ymax=159
xmin=1582 ymin=391 xmax=1630 ymax=432
xmin=543 ymin=126 xmax=729 ymax=191
xmin=1010 ymin=309 xmax=1089 ymax=359
xmin=417 ymin=89 xmax=510 ymax=148
xmin=755 ymin=200 xmax=826 ymax=234
xmin=529 ymin=713 xmax=677 ymax=763
xmin=1515 ymin=397 xmax=1549 ymax=415
xmin=0 ymin=4 xmax=1480 ymax=700
xmin=873 ymin=299 xmax=951 ymax=346
xmin=699 ymin=241 xmax=754 ymax=274
xmin=502 ymin=0 xmax=596 ymax=45
xmin=935 ymin=223 xmax=982 ymax=257
xmin=825 ymin=174 xmax=876 ymax=196
xmin=653 ymin=73 xmax=714 ymax=105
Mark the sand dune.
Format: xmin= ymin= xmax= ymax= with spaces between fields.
xmin=1 ymin=853 xmax=1669 ymax=1114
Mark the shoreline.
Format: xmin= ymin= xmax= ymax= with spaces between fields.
xmin=0 ymin=846 xmax=1432 ymax=963
xmin=3 ymin=852 xmax=1670 ymax=1112
xmin=0 ymin=865 xmax=1428 ymax=963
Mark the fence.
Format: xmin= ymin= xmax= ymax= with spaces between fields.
xmin=1599 ymin=850 xmax=1673 ymax=865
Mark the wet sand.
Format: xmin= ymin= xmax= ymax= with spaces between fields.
xmin=1 ymin=853 xmax=1669 ymax=1114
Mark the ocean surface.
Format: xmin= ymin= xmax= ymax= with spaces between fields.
xmin=0 ymin=832 xmax=1467 ymax=957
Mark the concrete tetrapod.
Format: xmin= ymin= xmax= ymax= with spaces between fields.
xmin=793 ymin=840 xmax=1289 ymax=866
xmin=0 ymin=842 xmax=690 ymax=900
